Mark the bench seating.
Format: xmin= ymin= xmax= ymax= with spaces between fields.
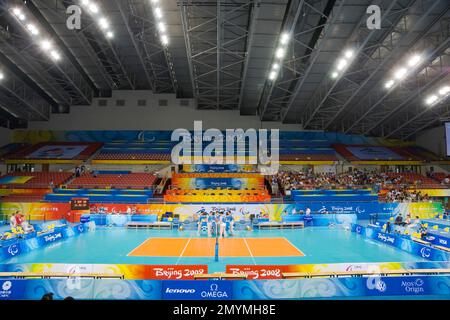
xmin=125 ymin=221 xmax=172 ymax=229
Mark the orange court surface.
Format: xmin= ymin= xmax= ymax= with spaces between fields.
xmin=127 ymin=237 xmax=305 ymax=258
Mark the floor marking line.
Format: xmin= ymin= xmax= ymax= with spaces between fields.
xmin=176 ymin=238 xmax=191 ymax=265
xmin=243 ymin=238 xmax=257 ymax=265
xmin=126 ymin=238 xmax=153 ymax=257
xmin=282 ymin=237 xmax=306 ymax=256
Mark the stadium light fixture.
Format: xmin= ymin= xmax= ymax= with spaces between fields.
xmin=154 ymin=7 xmax=163 ymax=19
xmin=98 ymin=17 xmax=109 ymax=30
xmin=10 ymin=6 xmax=62 ymax=63
xmin=88 ymin=3 xmax=99 ymax=14
xmin=50 ymin=50 xmax=61 ymax=61
xmin=268 ymin=70 xmax=277 ymax=81
xmin=330 ymin=48 xmax=355 ymax=80
xmin=385 ymin=79 xmax=394 ymax=89
xmin=0 ymin=72 xmax=4 ymax=80
xmin=438 ymin=86 xmax=450 ymax=96
xmin=40 ymin=39 xmax=53 ymax=51
xmin=275 ymin=47 xmax=285 ymax=59
xmin=157 ymin=22 xmax=166 ymax=32
xmin=394 ymin=67 xmax=407 ymax=80
xmin=267 ymin=30 xmax=292 ymax=81
xmin=79 ymin=1 xmax=113 ymax=40
xmin=425 ymin=84 xmax=450 ymax=106
xmin=280 ymin=32 xmax=290 ymax=45
xmin=150 ymin=1 xmax=169 ymax=47
xmin=384 ymin=53 xmax=423 ymax=90
xmin=425 ymin=95 xmax=438 ymax=106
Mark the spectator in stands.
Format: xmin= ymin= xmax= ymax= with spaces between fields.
xmin=9 ymin=211 xmax=18 ymax=228
xmin=405 ymin=214 xmax=411 ymax=225
xmin=419 ymin=225 xmax=428 ymax=239
xmin=41 ymin=293 xmax=54 ymax=300
xmin=394 ymin=214 xmax=404 ymax=226
xmin=15 ymin=211 xmax=25 ymax=227
xmin=75 ymin=166 xmax=81 ymax=178
xmin=409 ymin=216 xmax=421 ymax=229
xmin=305 ymin=207 xmax=311 ymax=216
xmin=385 ymin=221 xmax=392 ymax=234
xmin=49 ymin=179 xmax=54 ymax=190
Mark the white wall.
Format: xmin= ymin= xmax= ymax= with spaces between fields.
xmin=416 ymin=125 xmax=446 ymax=157
xmin=26 ymin=90 xmax=302 ymax=131
xmin=0 ymin=127 xmax=11 ymax=146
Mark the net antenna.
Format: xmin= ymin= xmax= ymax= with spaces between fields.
xmin=214 ymin=217 xmax=219 ymax=261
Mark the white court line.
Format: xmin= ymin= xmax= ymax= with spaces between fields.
xmin=282 ymin=237 xmax=306 ymax=256
xmin=243 ymin=238 xmax=257 ymax=265
xmin=126 ymin=238 xmax=153 ymax=256
xmin=176 ymin=238 xmax=192 ymax=265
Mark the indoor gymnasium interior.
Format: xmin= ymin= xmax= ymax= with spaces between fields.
xmin=0 ymin=0 xmax=450 ymax=304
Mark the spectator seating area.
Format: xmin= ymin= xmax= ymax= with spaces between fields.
xmin=290 ymin=189 xmax=378 ymax=202
xmin=384 ymin=172 xmax=443 ymax=189
xmin=0 ymin=172 xmax=73 ymax=189
xmin=67 ymin=172 xmax=158 ymax=189
xmin=93 ymin=152 xmax=171 ymax=161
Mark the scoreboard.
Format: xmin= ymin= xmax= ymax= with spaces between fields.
xmin=71 ymin=198 xmax=89 ymax=210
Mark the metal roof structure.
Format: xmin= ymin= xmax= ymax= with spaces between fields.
xmin=0 ymin=0 xmax=449 ymax=140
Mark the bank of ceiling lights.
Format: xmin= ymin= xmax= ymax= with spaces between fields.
xmin=150 ymin=0 xmax=169 ymax=46
xmin=425 ymin=85 xmax=450 ymax=106
xmin=11 ymin=7 xmax=61 ymax=61
xmin=268 ymin=32 xmax=291 ymax=81
xmin=80 ymin=0 xmax=114 ymax=39
xmin=384 ymin=54 xmax=422 ymax=89
xmin=330 ymin=49 xmax=355 ymax=79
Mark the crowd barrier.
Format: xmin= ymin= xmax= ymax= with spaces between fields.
xmin=0 ymin=222 xmax=94 ymax=262
xmin=1 ymin=275 xmax=450 ymax=299
xmin=351 ymin=224 xmax=450 ymax=261
xmin=0 ymin=202 xmax=443 ymax=224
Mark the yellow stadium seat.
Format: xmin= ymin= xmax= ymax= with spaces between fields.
xmin=389 ymin=217 xmax=394 ymax=221
xmin=439 ymin=215 xmax=444 ymax=219
xmin=404 ymin=230 xmax=410 ymax=235
xmin=444 ymin=227 xmax=450 ymax=233
xmin=432 ymin=225 xmax=438 ymax=230
xmin=423 ymin=223 xmax=428 ymax=228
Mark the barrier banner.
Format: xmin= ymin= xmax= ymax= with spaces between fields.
xmin=0 ymin=222 xmax=93 ymax=262
xmin=37 ymin=230 xmax=65 ymax=246
xmin=162 ymin=280 xmax=233 ymax=300
xmin=226 ymin=265 xmax=286 ymax=279
xmin=148 ymin=265 xmax=208 ymax=280
xmin=0 ymin=280 xmax=27 ymax=300
xmin=351 ymin=224 xmax=450 ymax=261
